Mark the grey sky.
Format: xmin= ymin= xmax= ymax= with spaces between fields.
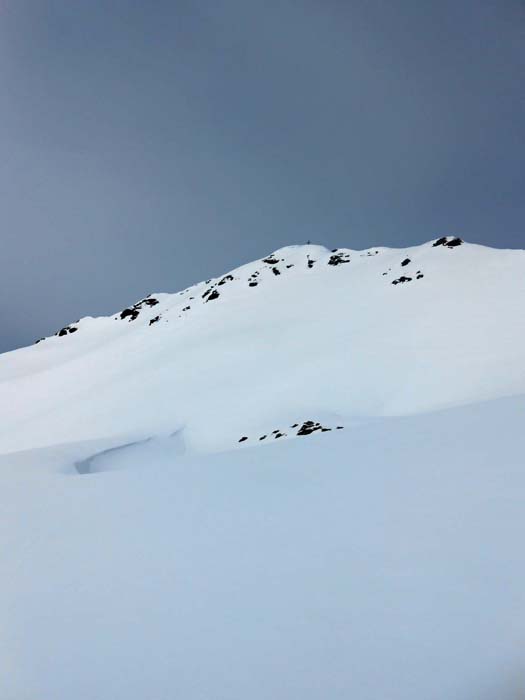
xmin=1 ymin=0 xmax=524 ymax=353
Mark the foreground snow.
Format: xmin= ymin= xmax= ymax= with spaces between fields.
xmin=1 ymin=239 xmax=525 ymax=698
xmin=2 ymin=395 xmax=525 ymax=699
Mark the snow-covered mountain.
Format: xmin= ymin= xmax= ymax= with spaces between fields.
xmin=1 ymin=236 xmax=524 ymax=455
xmin=2 ymin=237 xmax=525 ymax=699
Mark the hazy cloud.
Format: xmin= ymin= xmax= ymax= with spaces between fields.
xmin=1 ymin=0 xmax=524 ymax=351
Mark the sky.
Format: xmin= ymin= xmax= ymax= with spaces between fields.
xmin=1 ymin=0 xmax=524 ymax=353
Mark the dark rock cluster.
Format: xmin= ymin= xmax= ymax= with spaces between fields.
xmin=239 ymin=421 xmax=344 ymax=444
xmin=120 ymin=297 xmax=159 ymax=322
xmin=391 ymin=268 xmax=424 ymax=285
xmin=55 ymin=325 xmax=78 ymax=338
xmin=433 ymin=236 xmax=463 ymax=248
xmin=120 ymin=308 xmax=140 ymax=321
xmin=391 ymin=276 xmax=412 ymax=285
xmin=328 ymin=252 xmax=351 ymax=266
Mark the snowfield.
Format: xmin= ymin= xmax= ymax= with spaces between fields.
xmin=1 ymin=238 xmax=525 ymax=699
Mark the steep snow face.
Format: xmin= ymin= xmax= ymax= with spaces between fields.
xmin=1 ymin=237 xmax=525 ymax=453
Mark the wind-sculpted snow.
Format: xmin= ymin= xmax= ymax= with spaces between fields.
xmin=2 ymin=395 xmax=525 ymax=699
xmin=0 ymin=237 xmax=525 ymax=454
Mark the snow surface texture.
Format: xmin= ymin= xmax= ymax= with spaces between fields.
xmin=1 ymin=238 xmax=525 ymax=699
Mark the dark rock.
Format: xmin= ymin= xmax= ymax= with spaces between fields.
xmin=206 ymin=289 xmax=220 ymax=302
xmin=120 ymin=308 xmax=140 ymax=321
xmin=239 ymin=436 xmax=248 ymax=443
xmin=249 ymin=282 xmax=258 ymax=287
xmin=286 ymin=264 xmax=294 ymax=269
xmin=272 ymin=267 xmax=281 ymax=275
xmin=56 ymin=324 xmax=79 ymax=337
xmin=328 ymin=253 xmax=350 ymax=266
xmin=297 ymin=421 xmax=322 ymax=436
xmin=416 ymin=274 xmax=424 ymax=279
xmin=433 ymin=236 xmax=463 ymax=248
xmin=218 ymin=275 xmax=234 ymax=286
xmin=392 ymin=276 xmax=412 ymax=285
xmin=262 ymin=256 xmax=279 ymax=264
xmin=259 ymin=435 xmax=267 ymax=440
xmin=307 ymin=259 xmax=315 ymax=269
xmin=401 ymin=258 xmax=411 ymax=267
xmin=149 ymin=316 xmax=160 ymax=326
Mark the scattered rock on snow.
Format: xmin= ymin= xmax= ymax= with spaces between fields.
xmin=328 ymin=252 xmax=350 ymax=266
xmin=433 ymin=236 xmax=463 ymax=248
xmin=120 ymin=308 xmax=140 ymax=321
xmin=392 ymin=276 xmax=413 ymax=285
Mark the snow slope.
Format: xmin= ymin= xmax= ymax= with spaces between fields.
xmin=2 ymin=397 xmax=525 ymax=700
xmin=1 ymin=237 xmax=525 ymax=699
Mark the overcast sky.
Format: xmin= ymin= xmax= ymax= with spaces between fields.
xmin=1 ymin=0 xmax=524 ymax=352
